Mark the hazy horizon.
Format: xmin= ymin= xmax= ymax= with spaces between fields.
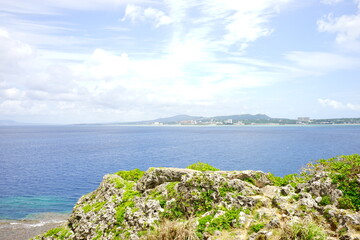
xmin=1 ymin=1 xmax=360 ymax=124
xmin=2 ymin=113 xmax=360 ymax=125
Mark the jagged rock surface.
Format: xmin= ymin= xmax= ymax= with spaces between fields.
xmin=32 ymin=165 xmax=360 ymax=240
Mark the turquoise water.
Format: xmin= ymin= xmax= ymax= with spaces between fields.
xmin=0 ymin=196 xmax=73 ymax=220
xmin=0 ymin=125 xmax=359 ymax=219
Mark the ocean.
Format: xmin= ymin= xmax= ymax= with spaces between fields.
xmin=0 ymin=125 xmax=359 ymax=220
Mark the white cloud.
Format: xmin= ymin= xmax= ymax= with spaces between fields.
xmin=81 ymin=49 xmax=130 ymax=79
xmin=317 ymin=1 xmax=360 ymax=51
xmin=0 ymin=25 xmax=300 ymax=123
xmin=164 ymin=0 xmax=292 ymax=51
xmin=1 ymin=88 xmax=25 ymax=99
xmin=318 ymin=98 xmax=360 ymax=110
xmin=0 ymin=0 xmax=148 ymax=14
xmin=321 ymin=0 xmax=343 ymax=5
xmin=122 ymin=5 xmax=142 ymax=22
xmin=0 ymin=29 xmax=88 ymax=119
xmin=7 ymin=0 xmax=358 ymax=123
xmin=222 ymin=11 xmax=273 ymax=50
xmin=0 ymin=29 xmax=34 ymax=63
xmin=122 ymin=4 xmax=173 ymax=27
xmin=144 ymin=7 xmax=173 ymax=27
xmin=284 ymin=51 xmax=360 ymax=72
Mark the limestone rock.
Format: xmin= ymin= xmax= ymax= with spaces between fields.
xmin=136 ymin=167 xmax=197 ymax=192
xmin=33 ymin=160 xmax=360 ymax=240
xmin=226 ymin=170 xmax=272 ymax=188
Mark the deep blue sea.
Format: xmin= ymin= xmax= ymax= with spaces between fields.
xmin=0 ymin=125 xmax=359 ymax=220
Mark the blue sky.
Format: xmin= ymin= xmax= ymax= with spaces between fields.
xmin=0 ymin=0 xmax=360 ymax=123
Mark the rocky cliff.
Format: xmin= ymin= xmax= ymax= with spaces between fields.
xmin=33 ymin=155 xmax=360 ymax=240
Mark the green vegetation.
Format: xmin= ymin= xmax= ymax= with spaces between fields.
xmin=268 ymin=173 xmax=306 ymax=188
xmin=268 ymin=154 xmax=359 ymax=211
xmin=162 ymin=202 xmax=185 ymax=219
xmin=196 ymin=208 xmax=243 ymax=238
xmin=82 ymin=201 xmax=106 ymax=213
xmin=243 ymin=177 xmax=255 ymax=185
xmin=249 ymin=223 xmax=265 ymax=234
xmin=319 ymin=195 xmax=331 ymax=206
xmin=43 ymin=226 xmax=72 ymax=239
xmin=93 ymin=226 xmax=103 ymax=240
xmin=147 ymin=189 xmax=167 ymax=208
xmin=193 ymin=190 xmax=215 ymax=215
xmin=115 ymin=182 xmax=141 ymax=224
xmin=312 ymin=118 xmax=360 ymax=125
xmin=38 ymin=156 xmax=360 ymax=239
xmin=218 ymin=183 xmax=237 ymax=197
xmin=116 ymin=201 xmax=135 ymax=223
xmin=314 ymin=154 xmax=360 ymax=211
xmin=115 ymin=169 xmax=145 ymax=182
xmin=109 ymin=176 xmax=128 ymax=189
xmin=291 ymin=194 xmax=300 ymax=201
xmin=279 ymin=221 xmax=327 ymax=240
xmin=186 ymin=162 xmax=219 ymax=171
xmin=165 ymin=182 xmax=178 ymax=198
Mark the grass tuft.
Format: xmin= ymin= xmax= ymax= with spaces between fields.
xmin=141 ymin=219 xmax=199 ymax=240
xmin=279 ymin=220 xmax=327 ymax=240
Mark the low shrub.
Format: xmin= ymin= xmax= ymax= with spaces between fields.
xmin=315 ymin=154 xmax=360 ymax=211
xmin=249 ymin=223 xmax=265 ymax=234
xmin=196 ymin=208 xmax=242 ymax=238
xmin=115 ymin=169 xmax=145 ymax=182
xmin=319 ymin=195 xmax=331 ymax=206
xmin=186 ymin=162 xmax=219 ymax=172
xmin=268 ymin=173 xmax=306 ymax=188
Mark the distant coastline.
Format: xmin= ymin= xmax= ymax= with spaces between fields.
xmin=92 ymin=114 xmax=360 ymax=126
xmin=2 ymin=114 xmax=360 ymax=126
xmin=98 ymin=123 xmax=360 ymax=127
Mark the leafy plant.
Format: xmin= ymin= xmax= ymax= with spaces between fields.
xmin=115 ymin=169 xmax=145 ymax=182
xmin=319 ymin=195 xmax=331 ymax=206
xmin=268 ymin=173 xmax=305 ymax=188
xmin=115 ymin=182 xmax=141 ymax=224
xmin=196 ymin=209 xmax=242 ymax=238
xmin=249 ymin=223 xmax=265 ymax=234
xmin=314 ymin=154 xmax=360 ymax=211
xmin=269 ymin=154 xmax=359 ymax=211
xmin=165 ymin=182 xmax=178 ymax=198
xmin=243 ymin=177 xmax=255 ymax=185
xmin=186 ymin=162 xmax=219 ymax=171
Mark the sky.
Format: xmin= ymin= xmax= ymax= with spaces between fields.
xmin=0 ymin=0 xmax=360 ymax=124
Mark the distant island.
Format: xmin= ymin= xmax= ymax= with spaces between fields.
xmin=120 ymin=114 xmax=360 ymax=126
xmin=2 ymin=114 xmax=360 ymax=126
